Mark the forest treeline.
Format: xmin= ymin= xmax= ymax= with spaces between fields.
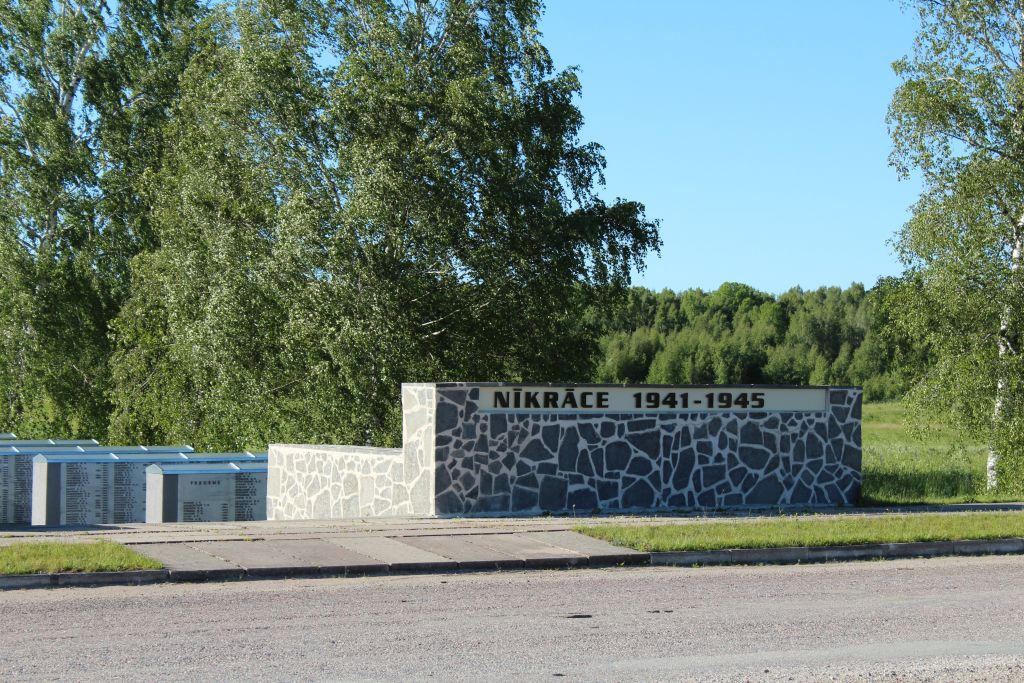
xmin=589 ymin=281 xmax=928 ymax=401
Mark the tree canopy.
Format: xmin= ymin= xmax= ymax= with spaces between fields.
xmin=0 ymin=0 xmax=206 ymax=437
xmin=1 ymin=0 xmax=660 ymax=448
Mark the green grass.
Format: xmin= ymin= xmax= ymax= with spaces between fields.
xmin=579 ymin=511 xmax=1024 ymax=552
xmin=0 ymin=541 xmax=163 ymax=575
xmin=860 ymin=401 xmax=1019 ymax=505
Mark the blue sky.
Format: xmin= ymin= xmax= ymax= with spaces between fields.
xmin=539 ymin=1 xmax=923 ymax=294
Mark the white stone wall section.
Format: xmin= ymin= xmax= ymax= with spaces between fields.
xmin=267 ymin=445 xmax=422 ymax=520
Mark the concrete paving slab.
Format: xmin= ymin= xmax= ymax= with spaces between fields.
xmin=190 ymin=541 xmax=316 ymax=576
xmin=398 ymin=535 xmax=523 ymax=569
xmin=327 ymin=536 xmax=457 ymax=572
xmin=465 ymin=533 xmax=587 ymax=567
xmin=526 ymin=530 xmax=650 ymax=565
xmin=262 ymin=539 xmax=387 ymax=575
xmin=131 ymin=542 xmax=244 ymax=581
xmin=132 ymin=542 xmax=241 ymax=570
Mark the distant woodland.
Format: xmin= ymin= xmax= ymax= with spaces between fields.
xmin=589 ymin=281 xmax=927 ymax=401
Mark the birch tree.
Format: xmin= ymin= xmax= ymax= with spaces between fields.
xmin=0 ymin=0 xmax=203 ymax=436
xmin=108 ymin=0 xmax=660 ymax=449
xmin=888 ymin=0 xmax=1024 ymax=490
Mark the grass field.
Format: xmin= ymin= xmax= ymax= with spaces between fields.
xmin=860 ymin=402 xmax=1019 ymax=505
xmin=578 ymin=511 xmax=1024 ymax=552
xmin=0 ymin=541 xmax=163 ymax=575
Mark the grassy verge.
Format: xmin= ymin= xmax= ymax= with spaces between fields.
xmin=861 ymin=402 xmax=1019 ymax=505
xmin=0 ymin=541 xmax=163 ymax=575
xmin=578 ymin=511 xmax=1024 ymax=552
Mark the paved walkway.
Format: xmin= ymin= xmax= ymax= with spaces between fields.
xmin=0 ymin=516 xmax=655 ymax=579
xmin=2 ymin=503 xmax=1023 ymax=581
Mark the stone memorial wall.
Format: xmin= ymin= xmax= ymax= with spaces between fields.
xmin=269 ymin=383 xmax=862 ymax=519
xmin=0 ymin=440 xmax=103 ymax=526
xmin=32 ymin=452 xmax=266 ymax=526
xmin=0 ymin=445 xmax=193 ymax=526
xmin=0 ymin=454 xmax=33 ymax=525
xmin=268 ymin=445 xmax=417 ymax=520
xmin=146 ymin=463 xmax=267 ymax=523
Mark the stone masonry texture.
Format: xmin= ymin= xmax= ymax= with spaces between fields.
xmin=268 ymin=384 xmax=861 ymax=519
xmin=426 ymin=384 xmax=862 ymax=515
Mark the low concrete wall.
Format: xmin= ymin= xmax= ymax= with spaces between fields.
xmin=268 ymin=445 xmax=432 ymax=519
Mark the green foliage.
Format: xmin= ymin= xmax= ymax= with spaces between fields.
xmin=887 ymin=0 xmax=1024 ymax=489
xmin=0 ymin=0 xmax=205 ymax=438
xmin=104 ymin=0 xmax=659 ymax=449
xmin=0 ymin=1 xmax=659 ymax=448
xmin=592 ymin=282 xmax=921 ymax=397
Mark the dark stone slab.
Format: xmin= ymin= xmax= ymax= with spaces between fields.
xmin=605 ymin=442 xmax=631 ymax=471
xmin=539 ymin=476 xmax=568 ymax=510
xmin=437 ymin=402 xmax=459 ymax=433
xmin=747 ymin=476 xmax=785 ymax=505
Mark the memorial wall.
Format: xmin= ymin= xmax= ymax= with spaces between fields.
xmin=32 ymin=451 xmax=266 ymax=526
xmin=146 ymin=462 xmax=267 ymax=523
xmin=0 ymin=440 xmax=104 ymax=525
xmin=269 ymin=382 xmax=862 ymax=519
xmin=1 ymin=445 xmax=192 ymax=526
xmin=0 ymin=451 xmax=32 ymax=525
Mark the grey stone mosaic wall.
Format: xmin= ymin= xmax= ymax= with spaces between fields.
xmin=425 ymin=385 xmax=861 ymax=515
xmin=268 ymin=383 xmax=861 ymax=520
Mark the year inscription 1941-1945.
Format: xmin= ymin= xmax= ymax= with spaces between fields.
xmin=477 ymin=386 xmax=828 ymax=414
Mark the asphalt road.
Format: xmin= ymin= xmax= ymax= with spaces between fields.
xmin=2 ymin=556 xmax=1024 ymax=681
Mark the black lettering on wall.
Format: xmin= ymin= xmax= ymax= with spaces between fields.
xmin=561 ymin=391 xmax=579 ymax=409
xmin=494 ymin=392 xmax=510 ymax=408
xmin=597 ymin=392 xmax=610 ymax=408
xmin=525 ymin=392 xmax=540 ymax=409
xmin=543 ymin=392 xmax=559 ymax=408
xmin=580 ymin=392 xmax=594 ymax=408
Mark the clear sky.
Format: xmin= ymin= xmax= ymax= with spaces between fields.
xmin=539 ymin=1 xmax=923 ymax=294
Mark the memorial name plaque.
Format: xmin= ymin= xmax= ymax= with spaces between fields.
xmin=61 ymin=461 xmax=145 ymax=525
xmin=0 ymin=454 xmax=32 ymax=525
xmin=146 ymin=462 xmax=268 ymax=523
xmin=1 ymin=440 xmax=108 ymax=526
xmin=479 ymin=386 xmax=827 ymax=413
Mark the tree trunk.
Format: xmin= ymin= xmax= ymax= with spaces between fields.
xmin=990 ymin=224 xmax=1024 ymax=489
